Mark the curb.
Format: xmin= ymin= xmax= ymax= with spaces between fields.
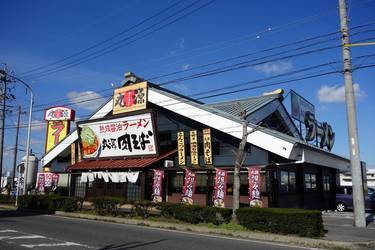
xmin=54 ymin=211 xmax=375 ymax=250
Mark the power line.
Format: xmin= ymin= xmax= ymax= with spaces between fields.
xmin=22 ymin=0 xmax=216 ymax=80
xmin=18 ymin=0 xmax=186 ymax=76
xmin=4 ymin=62 xmax=375 ymax=130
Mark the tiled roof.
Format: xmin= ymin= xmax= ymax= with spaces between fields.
xmin=67 ymin=149 xmax=177 ymax=171
xmin=206 ymin=93 xmax=280 ymax=117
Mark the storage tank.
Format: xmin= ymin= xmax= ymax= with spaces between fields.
xmin=22 ymin=154 xmax=38 ymax=190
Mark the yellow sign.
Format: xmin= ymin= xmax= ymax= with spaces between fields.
xmin=112 ymin=81 xmax=147 ymax=115
xmin=190 ymin=130 xmax=199 ymax=166
xmin=177 ymin=131 xmax=185 ymax=166
xmin=203 ymin=128 xmax=213 ymax=165
xmin=45 ymin=120 xmax=69 ymax=152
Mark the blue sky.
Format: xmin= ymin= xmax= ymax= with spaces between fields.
xmin=0 ymin=0 xmax=374 ymax=173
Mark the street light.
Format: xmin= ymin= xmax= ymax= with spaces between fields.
xmin=6 ymin=75 xmax=34 ymax=205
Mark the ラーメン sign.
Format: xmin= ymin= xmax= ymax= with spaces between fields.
xmin=45 ymin=120 xmax=69 ymax=152
xmin=78 ymin=112 xmax=157 ymax=159
xmin=112 ymin=81 xmax=148 ymax=115
xmin=291 ymin=90 xmax=315 ymax=122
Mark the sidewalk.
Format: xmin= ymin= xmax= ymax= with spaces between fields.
xmin=322 ymin=212 xmax=375 ymax=244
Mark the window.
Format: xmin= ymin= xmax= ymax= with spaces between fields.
xmin=195 ymin=174 xmax=207 ymax=194
xmin=323 ymin=175 xmax=330 ymax=191
xmin=74 ymin=175 xmax=86 ymax=198
xmin=127 ymin=182 xmax=141 ymax=201
xmin=226 ymin=173 xmax=248 ymax=196
xmin=280 ymin=170 xmax=296 ymax=193
xmin=305 ymin=173 xmax=317 ymax=191
xmin=169 ymin=173 xmax=184 ymax=193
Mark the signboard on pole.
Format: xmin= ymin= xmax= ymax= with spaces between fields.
xmin=78 ymin=112 xmax=157 ymax=159
xmin=248 ymin=167 xmax=262 ymax=207
xmin=291 ymin=90 xmax=315 ymax=122
xmin=203 ymin=128 xmax=213 ymax=166
xmin=213 ymin=168 xmax=228 ymax=208
xmin=112 ymin=82 xmax=147 ymax=115
xmin=182 ymin=169 xmax=196 ymax=205
xmin=189 ymin=130 xmax=199 ymax=166
xmin=177 ymin=131 xmax=186 ymax=166
xmin=152 ymin=169 xmax=164 ymax=203
xmin=45 ymin=120 xmax=69 ymax=152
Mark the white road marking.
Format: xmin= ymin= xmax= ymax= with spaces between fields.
xmin=21 ymin=242 xmax=81 ymax=248
xmin=0 ymin=230 xmax=17 ymax=233
xmin=0 ymin=228 xmax=95 ymax=249
xmin=9 ymin=235 xmax=46 ymax=239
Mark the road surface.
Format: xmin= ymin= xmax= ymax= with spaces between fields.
xmin=0 ymin=209 xmax=314 ymax=250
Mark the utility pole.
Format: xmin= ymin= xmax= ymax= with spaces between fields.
xmin=0 ymin=65 xmax=8 ymax=178
xmin=338 ymin=0 xmax=366 ymax=227
xmin=12 ymin=106 xmax=21 ymax=188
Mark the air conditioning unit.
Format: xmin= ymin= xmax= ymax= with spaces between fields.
xmin=164 ymin=160 xmax=174 ymax=168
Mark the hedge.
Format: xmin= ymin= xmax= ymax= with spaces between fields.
xmin=0 ymin=194 xmax=14 ymax=204
xmin=156 ymin=202 xmax=232 ymax=225
xmin=18 ymin=195 xmax=82 ymax=212
xmin=88 ymin=196 xmax=124 ymax=216
xmin=236 ymin=207 xmax=324 ymax=237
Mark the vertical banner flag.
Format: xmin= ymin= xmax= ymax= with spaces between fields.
xmin=37 ymin=173 xmax=45 ymax=192
xmin=189 ymin=130 xmax=199 ymax=166
xmin=213 ymin=168 xmax=228 ymax=208
xmin=177 ymin=131 xmax=186 ymax=166
xmin=71 ymin=143 xmax=76 ymax=165
xmin=203 ymin=128 xmax=213 ymax=165
xmin=113 ymin=81 xmax=147 ymax=115
xmin=247 ymin=167 xmax=262 ymax=207
xmin=182 ymin=169 xmax=196 ymax=205
xmin=152 ymin=169 xmax=164 ymax=203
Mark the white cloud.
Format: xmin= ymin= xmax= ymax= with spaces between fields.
xmin=317 ymin=83 xmax=367 ymax=103
xmin=181 ymin=64 xmax=190 ymax=70
xmin=67 ymin=91 xmax=106 ymax=111
xmin=254 ymin=61 xmax=293 ymax=74
xmin=179 ymin=38 xmax=185 ymax=49
xmin=31 ymin=119 xmax=45 ymax=131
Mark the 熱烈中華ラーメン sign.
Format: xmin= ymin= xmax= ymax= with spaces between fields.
xmin=77 ymin=112 xmax=157 ymax=159
xmin=112 ymin=81 xmax=148 ymax=115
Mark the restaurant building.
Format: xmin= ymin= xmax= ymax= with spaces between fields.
xmin=40 ymin=73 xmax=350 ymax=210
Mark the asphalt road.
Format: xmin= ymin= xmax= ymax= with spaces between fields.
xmin=0 ymin=210 xmax=314 ymax=250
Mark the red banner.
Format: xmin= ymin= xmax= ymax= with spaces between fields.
xmin=182 ymin=169 xmax=196 ymax=205
xmin=152 ymin=169 xmax=164 ymax=203
xmin=213 ymin=169 xmax=228 ymax=207
xmin=37 ymin=173 xmax=45 ymax=192
xmin=248 ymin=167 xmax=262 ymax=207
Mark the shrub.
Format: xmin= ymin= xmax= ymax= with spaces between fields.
xmin=89 ymin=196 xmax=124 ymax=216
xmin=131 ymin=200 xmax=155 ymax=218
xmin=155 ymin=203 xmax=232 ymax=225
xmin=17 ymin=195 xmax=81 ymax=212
xmin=0 ymin=194 xmax=14 ymax=204
xmin=236 ymin=207 xmax=324 ymax=237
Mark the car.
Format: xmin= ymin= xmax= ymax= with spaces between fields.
xmin=368 ymin=187 xmax=375 ymax=195
xmin=336 ymin=187 xmax=375 ymax=212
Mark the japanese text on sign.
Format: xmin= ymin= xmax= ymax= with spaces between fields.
xmin=45 ymin=120 xmax=69 ymax=153
xmin=213 ymin=169 xmax=228 ymax=208
xmin=177 ymin=131 xmax=185 ymax=166
xmin=182 ymin=169 xmax=196 ymax=205
xmin=113 ymin=82 xmax=147 ymax=115
xmin=203 ymin=128 xmax=213 ymax=165
xmin=152 ymin=169 xmax=164 ymax=203
xmin=190 ymin=130 xmax=198 ymax=166
xmin=247 ymin=167 xmax=262 ymax=207
xmin=78 ymin=112 xmax=157 ymax=159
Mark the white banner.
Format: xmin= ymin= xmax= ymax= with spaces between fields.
xmin=78 ymin=112 xmax=157 ymax=159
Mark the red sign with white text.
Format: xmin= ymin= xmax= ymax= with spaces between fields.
xmin=248 ymin=167 xmax=262 ymax=207
xmin=213 ymin=169 xmax=227 ymax=208
xmin=182 ymin=169 xmax=196 ymax=205
xmin=152 ymin=169 xmax=164 ymax=203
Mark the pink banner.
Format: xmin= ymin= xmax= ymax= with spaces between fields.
xmin=248 ymin=167 xmax=262 ymax=207
xmin=37 ymin=173 xmax=45 ymax=192
xmin=182 ymin=169 xmax=196 ymax=205
xmin=152 ymin=169 xmax=164 ymax=203
xmin=213 ymin=169 xmax=227 ymax=208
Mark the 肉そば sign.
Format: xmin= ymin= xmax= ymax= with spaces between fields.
xmin=78 ymin=112 xmax=157 ymax=159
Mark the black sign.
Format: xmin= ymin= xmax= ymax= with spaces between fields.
xmin=304 ymin=111 xmax=335 ymax=151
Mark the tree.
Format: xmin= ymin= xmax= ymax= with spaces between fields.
xmin=232 ymin=110 xmax=261 ymax=223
